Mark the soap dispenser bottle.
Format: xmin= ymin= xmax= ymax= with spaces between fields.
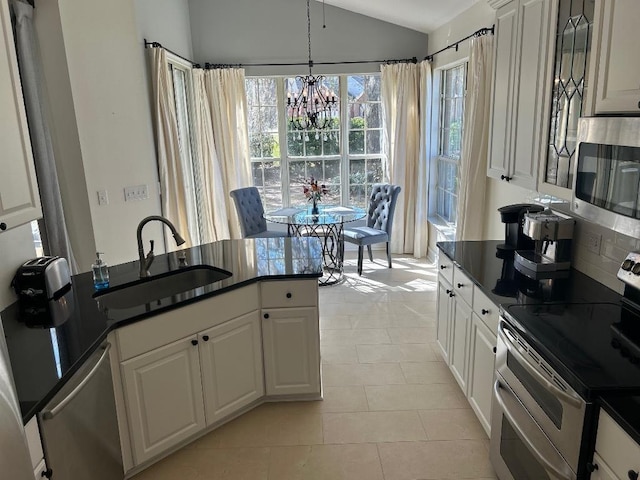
xmin=92 ymin=252 xmax=110 ymax=290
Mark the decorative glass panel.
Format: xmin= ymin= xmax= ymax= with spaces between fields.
xmin=545 ymin=0 xmax=594 ymax=188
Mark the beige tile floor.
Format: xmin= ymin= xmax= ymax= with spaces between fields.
xmin=133 ymin=254 xmax=497 ymax=480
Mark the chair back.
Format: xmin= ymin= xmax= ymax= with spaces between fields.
xmin=367 ymin=184 xmax=402 ymax=235
xmin=230 ymin=187 xmax=267 ymax=238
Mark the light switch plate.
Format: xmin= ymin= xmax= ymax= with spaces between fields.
xmin=585 ymin=231 xmax=601 ymax=255
xmin=97 ymin=190 xmax=109 ymax=206
xmin=124 ymin=185 xmax=149 ymax=202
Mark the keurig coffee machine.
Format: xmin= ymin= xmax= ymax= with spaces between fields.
xmin=496 ymin=203 xmax=544 ymax=257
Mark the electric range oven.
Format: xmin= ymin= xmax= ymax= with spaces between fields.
xmin=490 ymin=253 xmax=640 ymax=480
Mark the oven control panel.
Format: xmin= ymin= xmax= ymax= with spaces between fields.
xmin=617 ymin=252 xmax=640 ymax=288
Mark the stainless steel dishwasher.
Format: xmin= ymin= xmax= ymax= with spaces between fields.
xmin=39 ymin=342 xmax=123 ymax=479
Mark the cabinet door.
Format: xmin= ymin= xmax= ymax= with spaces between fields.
xmin=510 ymin=0 xmax=550 ymax=190
xmin=0 ymin=0 xmax=41 ymax=231
xmin=262 ymin=307 xmax=320 ymax=396
xmin=467 ymin=313 xmax=497 ymax=436
xmin=595 ymin=0 xmax=640 ymax=113
xmin=450 ymin=296 xmax=472 ymax=394
xmin=436 ymin=277 xmax=452 ymax=364
xmin=33 ymin=458 xmax=47 ymax=480
xmin=488 ymin=0 xmax=518 ymax=180
xmin=199 ymin=311 xmax=264 ymax=425
xmin=121 ymin=336 xmax=205 ymax=465
xmin=590 ymin=454 xmax=620 ymax=480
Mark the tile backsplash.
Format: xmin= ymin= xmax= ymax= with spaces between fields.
xmin=571 ymin=218 xmax=633 ymax=294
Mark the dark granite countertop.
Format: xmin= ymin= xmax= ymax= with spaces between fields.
xmin=438 ymin=240 xmax=640 ymax=440
xmin=1 ymin=237 xmax=323 ymax=424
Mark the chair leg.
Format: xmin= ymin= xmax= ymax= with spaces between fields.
xmin=386 ymin=242 xmax=392 ymax=268
xmin=367 ymin=245 xmax=373 ymax=262
xmin=357 ymin=246 xmax=364 ymax=276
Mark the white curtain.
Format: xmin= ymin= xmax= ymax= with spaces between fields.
xmin=11 ymin=0 xmax=77 ymax=271
xmin=149 ymin=47 xmax=193 ymax=246
xmin=381 ymin=61 xmax=430 ymax=257
xmin=202 ymin=68 xmax=252 ymax=239
xmin=192 ymin=70 xmax=230 ymax=242
xmin=456 ymin=35 xmax=494 ymax=241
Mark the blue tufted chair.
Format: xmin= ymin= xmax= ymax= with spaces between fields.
xmin=229 ymin=187 xmax=289 ymax=238
xmin=342 ymin=184 xmax=402 ymax=275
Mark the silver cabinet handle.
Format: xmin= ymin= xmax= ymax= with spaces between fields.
xmin=42 ymin=343 xmax=112 ymax=419
xmin=498 ymin=323 xmax=582 ymax=408
xmin=493 ymin=380 xmax=574 ymax=480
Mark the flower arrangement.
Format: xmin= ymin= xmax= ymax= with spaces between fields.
xmin=303 ymin=177 xmax=328 ymax=203
xmin=303 ymin=177 xmax=328 ymax=212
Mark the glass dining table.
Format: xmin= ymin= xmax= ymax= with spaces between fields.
xmin=264 ymin=205 xmax=366 ymax=285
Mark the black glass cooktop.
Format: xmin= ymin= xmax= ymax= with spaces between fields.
xmin=503 ymin=302 xmax=640 ymax=400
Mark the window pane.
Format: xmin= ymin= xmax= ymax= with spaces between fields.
xmin=325 ymin=159 xmax=340 ymax=183
xmin=366 ymin=130 xmax=381 ymax=154
xmin=367 ymin=158 xmax=383 ymax=183
xmin=349 ymin=130 xmax=365 ymax=154
xmin=365 ymin=104 xmax=381 ymax=128
xmin=349 ymin=185 xmax=367 ymax=208
xmin=364 ymin=75 xmax=381 ymax=101
xmin=323 ymin=132 xmax=340 ymax=156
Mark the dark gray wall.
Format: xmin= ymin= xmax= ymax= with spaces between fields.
xmin=188 ymin=0 xmax=428 ymax=76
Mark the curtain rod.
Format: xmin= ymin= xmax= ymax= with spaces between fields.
xmin=144 ymin=40 xmax=201 ymax=68
xmin=425 ymin=25 xmax=495 ymax=62
xmin=144 ymin=39 xmax=416 ymax=70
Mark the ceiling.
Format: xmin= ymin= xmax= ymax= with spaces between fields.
xmin=318 ymin=0 xmax=480 ymax=33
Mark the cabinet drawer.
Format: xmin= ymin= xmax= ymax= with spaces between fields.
xmin=453 ymin=267 xmax=473 ymax=306
xmin=596 ymin=410 xmax=640 ymax=480
xmin=437 ymin=252 xmax=454 ymax=285
xmin=261 ymin=280 xmax=318 ymax=308
xmin=472 ymin=287 xmax=499 ymax=334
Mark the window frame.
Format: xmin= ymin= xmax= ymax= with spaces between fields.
xmin=429 ymin=60 xmax=468 ymax=229
xmin=245 ymin=74 xmax=387 ymax=210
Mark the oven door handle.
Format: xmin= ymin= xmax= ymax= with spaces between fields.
xmin=499 ymin=324 xmax=583 ymax=408
xmin=494 ymin=380 xmax=575 ymax=480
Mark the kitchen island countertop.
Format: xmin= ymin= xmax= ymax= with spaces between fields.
xmin=1 ymin=237 xmax=323 ymax=423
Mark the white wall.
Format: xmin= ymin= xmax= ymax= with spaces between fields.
xmin=134 ymin=0 xmax=193 ymax=60
xmin=35 ymin=0 xmax=174 ymax=271
xmin=188 ymin=0 xmax=429 ymax=76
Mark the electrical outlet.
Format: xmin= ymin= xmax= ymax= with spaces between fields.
xmin=585 ymin=231 xmax=602 ymax=255
xmin=97 ymin=190 xmax=109 ymax=206
xmin=124 ymin=184 xmax=149 ymax=202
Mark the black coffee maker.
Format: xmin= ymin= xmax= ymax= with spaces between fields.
xmin=496 ymin=203 xmax=544 ymax=257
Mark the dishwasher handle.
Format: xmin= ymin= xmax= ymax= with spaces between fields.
xmin=42 ymin=343 xmax=112 ymax=420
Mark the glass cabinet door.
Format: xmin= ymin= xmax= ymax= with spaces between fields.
xmin=545 ymin=0 xmax=595 ymax=189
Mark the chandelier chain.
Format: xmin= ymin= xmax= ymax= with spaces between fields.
xmin=307 ymin=0 xmax=312 ymax=74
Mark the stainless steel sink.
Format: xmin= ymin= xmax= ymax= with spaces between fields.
xmin=93 ymin=266 xmax=232 ymax=310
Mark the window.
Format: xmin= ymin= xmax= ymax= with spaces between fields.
xmin=167 ymin=57 xmax=200 ymax=245
xmin=246 ymin=74 xmax=386 ymax=210
xmin=435 ymin=63 xmax=466 ymax=225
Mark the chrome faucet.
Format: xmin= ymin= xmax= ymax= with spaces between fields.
xmin=136 ymin=216 xmax=186 ymax=278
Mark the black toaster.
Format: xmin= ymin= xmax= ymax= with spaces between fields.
xmin=12 ymin=257 xmax=73 ymax=327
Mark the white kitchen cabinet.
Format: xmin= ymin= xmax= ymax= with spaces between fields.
xmin=450 ymin=295 xmax=472 ymax=394
xmin=488 ymin=0 xmax=552 ymax=190
xmin=33 ymin=458 xmax=47 ymax=480
xmin=467 ymin=313 xmax=497 ymax=435
xmin=261 ymin=306 xmax=320 ymax=396
xmin=594 ymin=0 xmax=640 ymax=113
xmin=198 ymin=311 xmax=264 ymax=424
xmin=592 ymin=409 xmax=640 ymax=480
xmin=0 ymin=0 xmax=41 ymax=232
xmin=121 ymin=335 xmax=206 ymax=465
xmin=436 ymin=276 xmax=453 ymax=364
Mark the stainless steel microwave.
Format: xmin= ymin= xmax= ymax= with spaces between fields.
xmin=572 ymin=117 xmax=640 ymax=238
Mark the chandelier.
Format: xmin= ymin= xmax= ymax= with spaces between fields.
xmin=287 ymin=0 xmax=337 ymax=135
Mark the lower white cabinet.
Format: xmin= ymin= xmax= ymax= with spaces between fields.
xmin=467 ymin=313 xmax=497 ymax=435
xmin=33 ymin=458 xmax=47 ymax=480
xmin=436 ymin=248 xmax=499 ymax=436
xmin=121 ymin=335 xmax=206 ymax=465
xmin=436 ymin=277 xmax=453 ymax=363
xmin=262 ymin=307 xmax=320 ymax=396
xmin=198 ymin=311 xmax=264 ymax=424
xmin=450 ymin=297 xmax=472 ymax=394
xmin=593 ymin=410 xmax=640 ymax=480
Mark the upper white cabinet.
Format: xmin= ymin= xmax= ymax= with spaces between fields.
xmin=0 ymin=0 xmax=41 ymax=232
xmin=594 ymin=0 xmax=640 ymax=113
xmin=488 ymin=0 xmax=552 ymax=191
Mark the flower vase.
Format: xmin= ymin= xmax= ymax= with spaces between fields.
xmin=311 ymin=198 xmax=319 ymax=216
